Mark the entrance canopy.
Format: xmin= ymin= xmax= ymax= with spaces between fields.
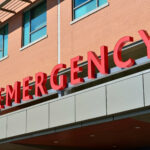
xmin=0 ymin=0 xmax=37 ymax=23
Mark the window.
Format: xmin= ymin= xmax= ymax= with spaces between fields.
xmin=23 ymin=0 xmax=47 ymax=46
xmin=0 ymin=24 xmax=8 ymax=59
xmin=73 ymin=0 xmax=108 ymax=20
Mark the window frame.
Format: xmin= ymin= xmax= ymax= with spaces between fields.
xmin=22 ymin=0 xmax=47 ymax=47
xmin=72 ymin=0 xmax=108 ymax=21
xmin=0 ymin=24 xmax=8 ymax=59
xmin=0 ymin=29 xmax=5 ymax=57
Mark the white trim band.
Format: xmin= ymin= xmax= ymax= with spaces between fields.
xmin=0 ymin=55 xmax=8 ymax=62
xmin=70 ymin=2 xmax=109 ymax=25
xmin=58 ymin=0 xmax=61 ymax=64
xmin=20 ymin=35 xmax=48 ymax=51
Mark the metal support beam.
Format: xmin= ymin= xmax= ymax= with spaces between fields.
xmin=19 ymin=0 xmax=32 ymax=3
xmin=0 ymin=8 xmax=15 ymax=14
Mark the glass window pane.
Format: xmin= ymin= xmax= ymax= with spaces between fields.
xmin=0 ymin=51 xmax=3 ymax=59
xmin=0 ymin=34 xmax=3 ymax=52
xmin=31 ymin=2 xmax=46 ymax=32
xmin=99 ymin=0 xmax=107 ymax=6
xmin=74 ymin=0 xmax=97 ymax=19
xmin=23 ymin=11 xmax=30 ymax=46
xmin=31 ymin=26 xmax=46 ymax=43
xmin=4 ymin=24 xmax=8 ymax=57
xmin=74 ymin=0 xmax=89 ymax=7
xmin=0 ymin=28 xmax=4 ymax=55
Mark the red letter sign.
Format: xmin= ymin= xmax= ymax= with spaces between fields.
xmin=35 ymin=72 xmax=48 ymax=97
xmin=88 ymin=46 xmax=109 ymax=79
xmin=0 ymin=88 xmax=5 ymax=109
xmin=6 ymin=81 xmax=21 ymax=106
xmin=71 ymin=56 xmax=84 ymax=85
xmin=50 ymin=64 xmax=67 ymax=90
xmin=113 ymin=36 xmax=135 ymax=68
xmin=23 ymin=76 xmax=33 ymax=101
xmin=139 ymin=30 xmax=150 ymax=59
